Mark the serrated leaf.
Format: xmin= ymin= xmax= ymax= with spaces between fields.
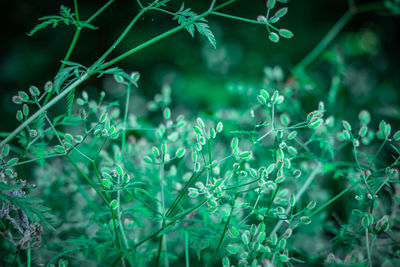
xmin=173 ymin=4 xmax=216 ymax=48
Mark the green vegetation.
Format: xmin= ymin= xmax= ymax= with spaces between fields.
xmin=1 ymin=0 xmax=400 ymax=266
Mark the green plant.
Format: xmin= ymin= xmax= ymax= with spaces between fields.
xmin=1 ymin=0 xmax=400 ymax=266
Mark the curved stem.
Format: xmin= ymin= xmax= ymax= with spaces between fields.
xmin=293 ymin=1 xmax=388 ymax=73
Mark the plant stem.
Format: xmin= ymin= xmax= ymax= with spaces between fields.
xmin=294 ymin=11 xmax=352 ymax=73
xmin=116 ymin=84 xmax=132 ymax=254
xmin=67 ymin=155 xmax=122 ymax=250
xmin=136 ymin=0 xmax=144 ymax=9
xmin=206 ymin=197 xmax=236 ymax=267
xmin=93 ymin=7 xmax=148 ymax=68
xmin=293 ymin=1 xmax=388 ymax=73
xmin=185 ymin=231 xmax=190 ymax=267
xmin=134 ymin=200 xmax=207 ymax=248
xmin=27 ymin=242 xmax=31 ymax=267
xmin=211 ymin=11 xmax=279 ymax=31
xmin=99 ymin=0 xmax=238 ymax=70
xmin=1 ymin=0 xmax=241 ymax=149
xmin=165 ymin=168 xmax=206 ymax=218
xmin=59 ymin=28 xmax=81 ymax=72
xmin=74 ymin=0 xmax=80 ymax=22
xmin=309 ymin=179 xmax=362 ymax=218
xmin=365 ymin=228 xmax=372 ymax=267
xmin=121 ymin=85 xmax=131 ymax=157
xmin=369 ymin=139 xmax=387 ymax=169
xmin=156 ymin=158 xmax=168 ymax=267
xmin=86 ymin=0 xmax=115 ymax=24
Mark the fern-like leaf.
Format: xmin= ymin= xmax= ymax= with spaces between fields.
xmin=66 ymin=89 xmax=75 ymax=117
xmin=173 ymin=4 xmax=216 ymax=48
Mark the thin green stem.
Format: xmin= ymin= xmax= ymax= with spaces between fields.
xmin=99 ymin=0 xmax=238 ymax=71
xmin=134 ymin=200 xmax=207 ymax=248
xmin=13 ymin=154 xmax=63 ymax=166
xmin=206 ymin=197 xmax=236 ymax=267
xmin=121 ymin=86 xmax=131 ymax=157
xmin=209 ymin=0 xmax=217 ymax=10
xmin=156 ymin=220 xmax=166 ymax=267
xmin=309 ymin=179 xmax=362 ymax=218
xmin=365 ymin=228 xmax=372 ymax=267
xmin=294 ymin=11 xmax=352 ymax=72
xmin=294 ymin=1 xmax=388 ymax=73
xmin=67 ymin=155 xmax=122 ymax=250
xmin=207 ymin=140 xmax=213 ymax=182
xmin=156 ymin=157 xmax=168 ymax=267
xmin=74 ymin=0 xmax=80 ymax=22
xmin=27 ymin=242 xmax=31 ymax=267
xmin=59 ymin=28 xmax=81 ymax=72
xmin=116 ymin=84 xmax=132 ymax=254
xmin=86 ymin=0 xmax=115 ymax=24
xmin=165 ymin=168 xmax=205 ymax=218
xmin=369 ymin=139 xmax=387 ymax=169
xmin=136 ymin=0 xmax=144 ymax=9
xmin=93 ymin=8 xmax=148 ymax=68
xmin=185 ymin=231 xmax=190 ymax=267
xmin=211 ymin=11 xmax=279 ymax=31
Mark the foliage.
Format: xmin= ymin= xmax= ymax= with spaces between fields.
xmin=1 ymin=0 xmax=400 ymax=266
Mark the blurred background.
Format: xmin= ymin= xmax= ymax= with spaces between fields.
xmin=1 ymin=0 xmax=400 ymax=131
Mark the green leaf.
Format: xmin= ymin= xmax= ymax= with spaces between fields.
xmin=394 ymin=130 xmax=400 ymax=141
xmin=176 ymin=147 xmax=186 ymax=158
xmin=116 ymin=165 xmax=123 ymax=176
xmin=29 ymin=86 xmax=40 ymax=96
xmin=274 ymin=7 xmax=288 ymax=19
xmin=18 ymin=91 xmax=29 ymax=102
xmin=144 ymin=156 xmax=153 ymax=164
xmin=269 ymin=32 xmax=280 ymax=43
xmin=267 ymin=0 xmax=276 ymax=9
xmin=16 ymin=110 xmax=23 ymax=121
xmin=27 ymin=6 xmax=76 ymax=36
xmin=278 ymin=28 xmax=293 ymax=38
xmin=226 ymin=244 xmax=238 ymax=254
xmin=231 ymin=137 xmax=238 ymax=149
xmin=239 ymin=151 xmax=251 ymax=158
xmin=2 ymin=144 xmax=10 ymax=157
xmin=152 ymin=146 xmax=160 ymax=158
xmin=173 ymin=4 xmax=216 ymax=48
xmin=216 ymin=121 xmax=223 ymax=133
xmin=7 ymin=157 xmax=18 ymax=166
xmin=164 ymin=108 xmax=171 ymax=119
xmin=359 ymin=110 xmax=371 ymax=125
xmin=110 ymin=200 xmax=118 ymax=209
xmin=54 ymin=145 xmax=66 ymax=153
xmin=66 ymin=89 xmax=75 ymax=117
